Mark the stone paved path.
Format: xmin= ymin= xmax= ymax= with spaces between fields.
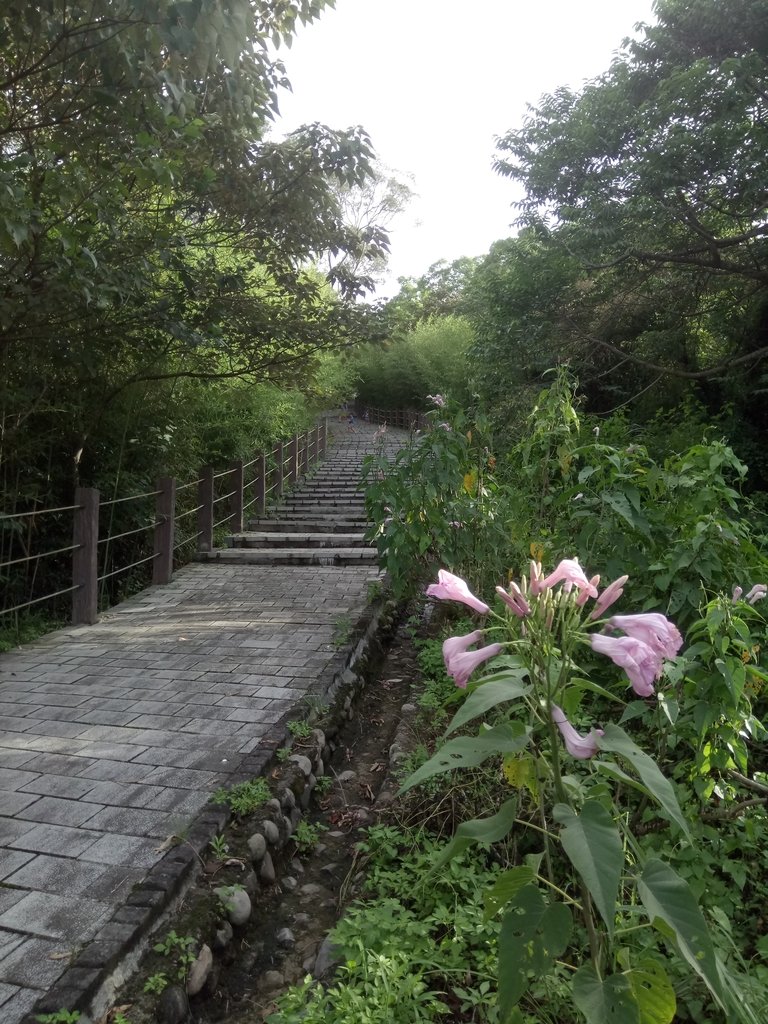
xmin=0 ymin=422 xmax=401 ymax=1022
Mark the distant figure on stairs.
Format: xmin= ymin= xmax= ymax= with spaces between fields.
xmin=347 ymin=412 xmax=357 ymax=433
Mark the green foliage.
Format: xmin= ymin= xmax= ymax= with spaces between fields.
xmin=210 ymin=778 xmax=270 ymax=817
xmin=287 ymin=719 xmax=312 ymax=740
xmin=35 ymin=1013 xmax=80 ymax=1024
xmin=208 ymin=835 xmax=230 ymax=860
xmin=504 ymin=370 xmax=768 ymax=631
xmin=143 ymin=972 xmax=169 ymax=995
xmin=671 ymin=596 xmax=768 ymax=796
xmin=268 ymin=828 xmax=502 ymax=1024
xmin=362 ymin=400 xmax=513 ymax=597
xmin=152 ymin=930 xmax=196 ymax=982
xmin=293 ymin=820 xmax=327 ymax=854
xmin=354 ymin=315 xmax=474 ymax=410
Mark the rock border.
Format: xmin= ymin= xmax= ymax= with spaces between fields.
xmin=21 ymin=590 xmax=400 ymax=1024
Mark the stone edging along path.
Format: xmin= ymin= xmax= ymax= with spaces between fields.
xmin=0 ymin=422 xmax=406 ymax=1024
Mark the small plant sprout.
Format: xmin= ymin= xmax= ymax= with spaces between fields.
xmin=293 ymin=820 xmax=327 ymax=855
xmin=152 ymin=930 xmax=197 ymax=981
xmin=287 ymin=719 xmax=312 ymax=740
xmin=35 ymin=1013 xmax=81 ymax=1024
xmin=209 ymin=834 xmax=230 ymax=859
xmin=142 ymin=972 xmax=169 ymax=995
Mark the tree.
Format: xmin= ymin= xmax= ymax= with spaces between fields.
xmin=320 ymin=164 xmax=414 ymax=295
xmin=0 ymin=1 xmax=387 ymax=491
xmin=494 ymin=0 xmax=768 ymax=382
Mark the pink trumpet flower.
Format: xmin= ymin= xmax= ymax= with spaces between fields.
xmin=589 ymin=575 xmax=629 ymax=620
xmin=496 ymin=581 xmax=531 ymax=617
xmin=590 ymin=634 xmax=662 ymax=697
xmin=733 ymin=586 xmax=743 ymax=602
xmin=446 ymin=642 xmax=504 ymax=689
xmin=576 ymin=575 xmax=601 ymax=607
xmin=551 ymin=705 xmax=603 ymax=759
xmin=426 ymin=570 xmax=490 ymax=615
xmin=538 ymin=559 xmax=599 ymax=598
xmin=442 ymin=630 xmax=484 ymax=671
xmin=746 ymin=584 xmax=767 ymax=605
xmin=606 ymin=613 xmax=683 ymax=660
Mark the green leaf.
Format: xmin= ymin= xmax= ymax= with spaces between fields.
xmin=434 ymin=799 xmax=517 ymax=869
xmin=398 ymin=722 xmax=531 ymax=793
xmin=572 ymin=963 xmax=640 ymax=1024
xmin=554 ymin=800 xmax=623 ymax=938
xmin=627 ymin=960 xmax=676 ymax=1024
xmin=484 ymin=864 xmax=535 ymax=920
xmin=498 ymin=886 xmax=572 ymax=1016
xmin=598 ymin=724 xmax=690 ymax=839
xmin=445 ymin=674 xmax=530 ymax=736
xmin=637 ymin=859 xmax=725 ymax=1007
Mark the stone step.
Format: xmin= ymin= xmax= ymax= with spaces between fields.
xmin=196 ymin=547 xmax=378 ymax=566
xmin=231 ymin=532 xmax=368 ymax=549
xmin=248 ymin=519 xmax=368 ymax=533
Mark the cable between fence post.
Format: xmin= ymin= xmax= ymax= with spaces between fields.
xmin=72 ymin=487 xmax=99 ymax=625
xmin=153 ymin=477 xmax=176 ymax=585
xmin=230 ymin=460 xmax=244 ymax=534
xmin=256 ymin=454 xmax=267 ymax=516
xmin=198 ymin=466 xmax=214 ymax=553
xmin=289 ymin=434 xmax=299 ymax=484
xmin=275 ymin=441 xmax=284 ymax=498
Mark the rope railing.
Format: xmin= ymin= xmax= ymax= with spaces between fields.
xmin=1 ymin=417 xmax=329 ymax=627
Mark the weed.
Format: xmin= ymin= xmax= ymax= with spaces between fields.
xmin=301 ymin=694 xmax=329 ymax=717
xmin=276 ymin=746 xmax=291 ymax=762
xmin=35 ymin=1013 xmax=80 ymax=1024
xmin=152 ymin=930 xmax=196 ymax=981
xmin=332 ymin=615 xmax=353 ymax=647
xmin=208 ymin=834 xmax=229 ymax=859
xmin=287 ymin=719 xmax=312 ymax=740
xmin=314 ymin=774 xmax=333 ymax=796
xmin=210 ymin=778 xmax=270 ymax=816
xmin=367 ymin=579 xmax=384 ymax=602
xmin=143 ymin=972 xmax=169 ymax=995
xmin=293 ymin=820 xmax=327 ymax=855
xmin=216 ymin=883 xmax=245 ymax=914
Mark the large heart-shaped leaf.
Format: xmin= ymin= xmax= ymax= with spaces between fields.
xmin=572 ymin=963 xmax=640 ymax=1024
xmin=445 ymin=675 xmax=530 ymax=736
xmin=637 ymin=859 xmax=724 ymax=1007
xmin=598 ymin=724 xmax=690 ymax=839
xmin=554 ymin=799 xmax=623 ymax=938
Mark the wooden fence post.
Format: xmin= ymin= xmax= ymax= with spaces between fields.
xmin=300 ymin=432 xmax=309 ymax=476
xmin=197 ymin=466 xmax=214 ymax=552
xmin=321 ymin=418 xmax=328 ymax=455
xmin=229 ymin=460 xmax=244 ymax=534
xmin=72 ymin=487 xmax=99 ymax=625
xmin=153 ymin=477 xmax=176 ymax=585
xmin=255 ymin=454 xmax=267 ymax=516
xmin=313 ymin=424 xmax=320 ymax=465
xmin=275 ymin=442 xmax=284 ymax=498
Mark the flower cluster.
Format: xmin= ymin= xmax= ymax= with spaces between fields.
xmin=732 ymin=583 xmax=767 ymax=605
xmin=426 ymin=560 xmax=684 ymax=762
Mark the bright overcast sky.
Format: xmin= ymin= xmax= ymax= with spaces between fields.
xmin=272 ymin=0 xmax=658 ymax=298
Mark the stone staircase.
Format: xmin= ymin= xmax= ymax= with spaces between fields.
xmin=196 ymin=424 xmax=403 ymax=566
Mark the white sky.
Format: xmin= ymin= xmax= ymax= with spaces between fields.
xmin=272 ymin=0 xmax=658 ymax=298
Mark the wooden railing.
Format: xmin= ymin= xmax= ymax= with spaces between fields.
xmin=354 ymin=404 xmax=427 ymax=432
xmin=0 ymin=421 xmax=327 ymax=627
